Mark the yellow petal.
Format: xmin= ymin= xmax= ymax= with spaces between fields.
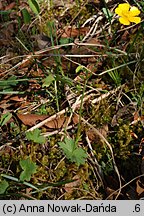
xmin=129 ymin=16 xmax=141 ymax=24
xmin=119 ymin=17 xmax=130 ymax=25
xmin=129 ymin=6 xmax=140 ymax=16
xmin=118 ymin=3 xmax=130 ymax=12
xmin=115 ymin=7 xmax=123 ymax=16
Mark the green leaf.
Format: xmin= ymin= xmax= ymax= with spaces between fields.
xmin=0 ymin=11 xmax=12 ymax=15
xmin=1 ymin=174 xmax=39 ymax=190
xmin=0 ymin=180 xmax=9 ymax=194
xmin=59 ymin=138 xmax=76 ymax=158
xmin=59 ymin=38 xmax=74 ymax=45
xmin=55 ymin=75 xmax=73 ymax=86
xmin=0 ymin=112 xmax=12 ymax=126
xmin=71 ymin=148 xmax=87 ymax=166
xmin=19 ymin=158 xmax=37 ymax=181
xmin=28 ymin=0 xmax=40 ymax=15
xmin=75 ymin=65 xmax=85 ymax=73
xmin=46 ymin=20 xmax=56 ymax=38
xmin=0 ymin=76 xmax=18 ymax=91
xmin=102 ymin=8 xmax=113 ymax=21
xmin=26 ymin=128 xmax=46 ymax=144
xmin=21 ymin=8 xmax=31 ymax=24
xmin=42 ymin=74 xmax=55 ymax=87
xmin=58 ymin=138 xmax=87 ymax=166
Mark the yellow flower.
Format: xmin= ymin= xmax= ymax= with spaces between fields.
xmin=115 ymin=3 xmax=141 ymax=25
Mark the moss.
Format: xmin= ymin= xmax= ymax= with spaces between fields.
xmin=110 ymin=123 xmax=133 ymax=160
xmin=89 ymin=99 xmax=112 ymax=126
xmin=41 ymin=155 xmax=49 ymax=166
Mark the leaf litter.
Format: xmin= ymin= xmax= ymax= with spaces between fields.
xmin=0 ymin=0 xmax=144 ymax=200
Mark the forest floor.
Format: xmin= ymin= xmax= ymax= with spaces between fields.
xmin=0 ymin=0 xmax=144 ymax=200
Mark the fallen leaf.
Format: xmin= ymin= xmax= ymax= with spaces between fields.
xmin=4 ymin=2 xmax=16 ymax=11
xmin=0 ymin=1 xmax=3 ymax=10
xmin=17 ymin=113 xmax=78 ymax=129
xmin=86 ymin=124 xmax=108 ymax=142
xmin=105 ymin=187 xmax=117 ymax=200
xmin=72 ymin=113 xmax=79 ymax=124
xmin=17 ymin=114 xmax=48 ymax=126
xmin=130 ymin=132 xmax=138 ymax=139
xmin=10 ymin=95 xmax=27 ymax=102
xmin=59 ymin=26 xmax=89 ymax=38
xmin=64 ymin=175 xmax=81 ymax=193
xmin=136 ymin=180 xmax=144 ymax=197
xmin=45 ymin=114 xmax=69 ymax=129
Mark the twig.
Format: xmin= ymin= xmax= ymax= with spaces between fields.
xmin=26 ymin=86 xmax=124 ymax=132
xmin=86 ymin=135 xmax=104 ymax=186
xmin=91 ymin=85 xmax=125 ymax=104
xmin=106 ymin=174 xmax=144 ymax=200
xmin=81 ymin=116 xmax=122 ymax=200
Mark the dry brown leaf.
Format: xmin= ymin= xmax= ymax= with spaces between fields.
xmin=0 ymin=95 xmax=27 ymax=110
xmin=121 ymin=30 xmax=129 ymax=41
xmin=72 ymin=113 xmax=79 ymax=124
xmin=59 ymin=26 xmax=89 ymax=38
xmin=64 ymin=175 xmax=81 ymax=193
xmin=17 ymin=113 xmax=78 ymax=129
xmin=19 ymin=54 xmax=37 ymax=68
xmin=86 ymin=37 xmax=101 ymax=45
xmin=105 ymin=187 xmax=117 ymax=200
xmin=44 ymin=114 xmax=68 ymax=129
xmin=133 ymin=111 xmax=139 ymax=121
xmin=136 ymin=180 xmax=144 ymax=197
xmin=10 ymin=95 xmax=27 ymax=102
xmin=0 ymin=96 xmax=12 ymax=109
xmin=44 ymin=114 xmax=78 ymax=129
xmin=86 ymin=124 xmax=108 ymax=142
xmin=17 ymin=114 xmax=48 ymax=126
xmin=0 ymin=1 xmax=3 ymax=10
xmin=4 ymin=2 xmax=16 ymax=11
xmin=130 ymin=132 xmax=138 ymax=139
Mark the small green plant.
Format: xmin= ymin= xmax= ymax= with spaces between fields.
xmin=131 ymin=83 xmax=144 ymax=108
xmin=21 ymin=0 xmax=40 ymax=26
xmin=0 ymin=112 xmax=12 ymax=127
xmin=42 ymin=74 xmax=55 ymax=88
xmin=102 ymin=7 xmax=113 ymax=22
xmin=19 ymin=157 xmax=37 ymax=181
xmin=21 ymin=8 xmax=31 ymax=24
xmin=108 ymin=69 xmax=121 ymax=86
xmin=0 ymin=76 xmax=18 ymax=92
xmin=58 ymin=138 xmax=87 ymax=166
xmin=26 ymin=128 xmax=46 ymax=144
xmin=28 ymin=0 xmax=40 ymax=15
xmin=0 ymin=180 xmax=9 ymax=194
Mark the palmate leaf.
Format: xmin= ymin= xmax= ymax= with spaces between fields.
xmin=42 ymin=74 xmax=55 ymax=87
xmin=58 ymin=138 xmax=87 ymax=166
xmin=19 ymin=158 xmax=37 ymax=181
xmin=26 ymin=128 xmax=46 ymax=144
xmin=0 ymin=180 xmax=9 ymax=194
xmin=71 ymin=148 xmax=87 ymax=166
